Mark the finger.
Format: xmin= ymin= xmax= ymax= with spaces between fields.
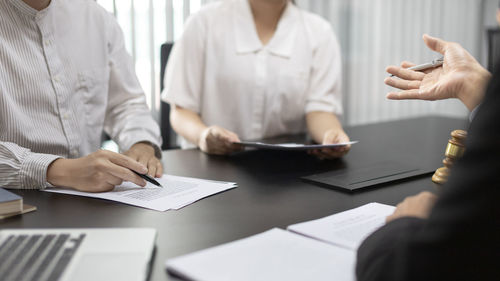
xmin=322 ymin=135 xmax=338 ymax=145
xmin=147 ymin=158 xmax=157 ymax=177
xmin=106 ymin=163 xmax=147 ymax=187
xmin=108 ymin=151 xmax=147 ymax=174
xmin=225 ymin=130 xmax=241 ymax=143
xmin=386 ymin=66 xmax=425 ymax=81
xmin=401 ymin=61 xmax=417 ymax=68
xmin=228 ymin=143 xmax=244 ymax=152
xmin=137 ymin=155 xmax=150 ymax=170
xmin=386 ymin=89 xmax=425 ymax=100
xmin=309 ymin=149 xmax=323 ymax=157
xmin=384 ymin=77 xmax=421 ymax=90
xmin=219 ymin=130 xmax=239 ymax=145
xmin=90 ymin=183 xmax=115 ymax=193
xmin=211 ymin=128 xmax=232 ymax=145
xmin=333 ymin=145 xmax=351 ymax=154
xmin=105 ymin=174 xmax=123 ymax=186
xmin=313 ymin=149 xmax=336 ymax=159
xmin=205 ymin=135 xmax=223 ymax=153
xmin=310 ymin=149 xmax=321 ymax=155
xmin=320 ymin=149 xmax=347 ymax=159
xmin=155 ymin=162 xmax=163 ymax=178
xmin=423 ymin=34 xmax=447 ymax=55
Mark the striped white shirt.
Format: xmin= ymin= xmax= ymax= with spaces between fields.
xmin=0 ymin=0 xmax=161 ymax=189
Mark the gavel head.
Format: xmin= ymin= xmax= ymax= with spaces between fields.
xmin=445 ymin=130 xmax=467 ymax=159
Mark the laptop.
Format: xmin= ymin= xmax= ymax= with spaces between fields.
xmin=0 ymin=228 xmax=156 ymax=281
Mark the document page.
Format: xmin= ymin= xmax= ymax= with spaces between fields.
xmin=44 ymin=175 xmax=237 ymax=211
xmin=236 ymin=141 xmax=358 ymax=151
xmin=287 ymin=203 xmax=395 ymax=250
xmin=166 ymin=228 xmax=356 ymax=281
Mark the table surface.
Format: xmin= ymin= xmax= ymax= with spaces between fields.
xmin=1 ymin=116 xmax=468 ymax=281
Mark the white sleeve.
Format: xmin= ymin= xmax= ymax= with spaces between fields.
xmin=305 ymin=24 xmax=343 ymax=115
xmin=161 ymin=14 xmax=206 ymax=114
xmin=103 ymin=14 xmax=162 ymax=157
xmin=0 ymin=141 xmax=61 ymax=189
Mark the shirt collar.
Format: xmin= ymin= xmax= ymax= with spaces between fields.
xmin=7 ymin=0 xmax=54 ymax=19
xmin=233 ymin=0 xmax=298 ymax=58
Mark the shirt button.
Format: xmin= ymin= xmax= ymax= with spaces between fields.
xmin=62 ymin=113 xmax=70 ymax=120
xmin=53 ymin=76 xmax=60 ymax=83
xmin=44 ymin=40 xmax=51 ymax=46
xmin=70 ymin=149 xmax=78 ymax=157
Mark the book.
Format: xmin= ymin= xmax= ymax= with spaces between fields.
xmin=0 ymin=188 xmax=37 ymax=219
xmin=0 ymin=188 xmax=22 ymax=215
xmin=165 ymin=203 xmax=395 ymax=281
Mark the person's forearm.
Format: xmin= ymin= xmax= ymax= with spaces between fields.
xmin=0 ymin=141 xmax=60 ymax=189
xmin=306 ymin=112 xmax=344 ymax=143
xmin=170 ymin=106 xmax=208 ymax=147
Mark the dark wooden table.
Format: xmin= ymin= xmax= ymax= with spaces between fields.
xmin=1 ymin=116 xmax=468 ymax=281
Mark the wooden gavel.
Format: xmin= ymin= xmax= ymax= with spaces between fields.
xmin=432 ymin=130 xmax=467 ymax=185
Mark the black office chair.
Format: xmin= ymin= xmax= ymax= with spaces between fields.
xmin=487 ymin=28 xmax=500 ymax=72
xmin=160 ymin=42 xmax=178 ymax=150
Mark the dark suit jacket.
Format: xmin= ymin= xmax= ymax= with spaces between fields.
xmin=356 ymin=68 xmax=500 ymax=281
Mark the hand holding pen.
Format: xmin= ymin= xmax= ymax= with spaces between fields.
xmin=389 ymin=57 xmax=443 ymax=77
xmin=384 ymin=34 xmax=491 ymax=111
xmin=132 ymin=170 xmax=163 ymax=187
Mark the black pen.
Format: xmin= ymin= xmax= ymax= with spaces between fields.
xmin=132 ymin=170 xmax=163 ymax=187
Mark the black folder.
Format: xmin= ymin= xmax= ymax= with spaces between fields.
xmin=302 ymin=161 xmax=434 ymax=192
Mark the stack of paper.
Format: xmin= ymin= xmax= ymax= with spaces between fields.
xmin=44 ymin=175 xmax=237 ymax=211
xmin=165 ymin=203 xmax=395 ymax=281
xmin=288 ymin=202 xmax=396 ymax=250
xmin=167 ymin=228 xmax=356 ymax=281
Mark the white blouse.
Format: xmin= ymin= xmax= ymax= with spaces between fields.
xmin=162 ymin=0 xmax=343 ymax=148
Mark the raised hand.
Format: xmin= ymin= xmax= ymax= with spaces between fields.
xmin=385 ymin=34 xmax=491 ymax=111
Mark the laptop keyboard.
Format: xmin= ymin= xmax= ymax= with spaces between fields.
xmin=0 ymin=233 xmax=86 ymax=281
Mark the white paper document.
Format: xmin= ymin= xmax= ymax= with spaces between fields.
xmin=166 ymin=228 xmax=356 ymax=281
xmin=165 ymin=203 xmax=394 ymax=281
xmin=236 ymin=141 xmax=358 ymax=151
xmin=287 ymin=203 xmax=395 ymax=250
xmin=43 ymin=175 xmax=237 ymax=211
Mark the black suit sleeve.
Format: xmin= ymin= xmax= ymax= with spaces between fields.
xmin=356 ymin=68 xmax=500 ymax=281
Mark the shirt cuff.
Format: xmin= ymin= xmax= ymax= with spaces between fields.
xmin=305 ymin=100 xmax=343 ymax=115
xmin=469 ymin=104 xmax=481 ymax=122
xmin=137 ymin=141 xmax=162 ymax=159
xmin=20 ymin=153 xmax=61 ymax=190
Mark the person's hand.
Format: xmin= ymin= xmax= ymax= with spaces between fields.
xmin=309 ymin=129 xmax=351 ymax=160
xmin=386 ymin=191 xmax=438 ymax=223
xmin=47 ymin=150 xmax=148 ymax=192
xmin=198 ymin=126 xmax=243 ymax=155
xmin=385 ymin=34 xmax=491 ymax=111
xmin=124 ymin=142 xmax=163 ymax=178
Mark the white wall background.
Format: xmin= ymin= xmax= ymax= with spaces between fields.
xmin=96 ymin=0 xmax=499 ymax=127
